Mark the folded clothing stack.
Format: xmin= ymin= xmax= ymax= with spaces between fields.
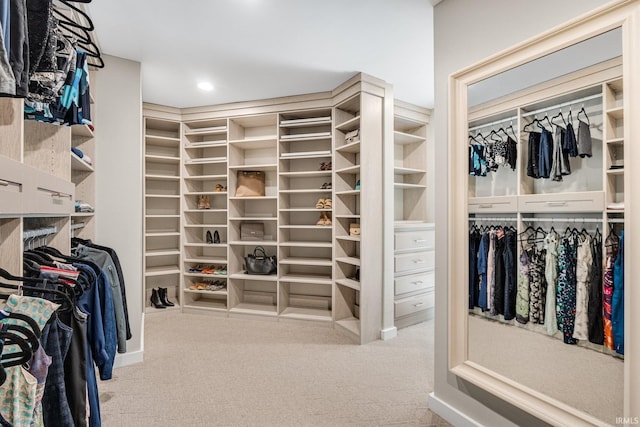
xmin=71 ymin=147 xmax=93 ymax=166
xmin=75 ymin=200 xmax=95 ymax=213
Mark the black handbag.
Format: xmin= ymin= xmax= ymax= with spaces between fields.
xmin=244 ymin=246 xmax=277 ymax=275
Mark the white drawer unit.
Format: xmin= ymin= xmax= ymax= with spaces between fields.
xmin=0 ymin=156 xmax=27 ymax=215
xmin=468 ymin=195 xmax=518 ymax=213
xmin=394 ymin=227 xmax=434 ymax=251
xmin=518 ymin=191 xmax=604 ymax=213
xmin=393 ymin=223 xmax=435 ymax=328
xmin=395 ymin=291 xmax=435 ymax=318
xmin=394 ymin=250 xmax=434 ymax=274
xmin=26 ymin=168 xmax=75 ymax=215
xmin=395 ymin=270 xmax=434 ymax=296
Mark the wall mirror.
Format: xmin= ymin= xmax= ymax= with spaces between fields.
xmin=448 ymin=1 xmax=639 ymax=425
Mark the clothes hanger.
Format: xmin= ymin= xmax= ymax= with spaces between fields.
xmin=0 ymin=328 xmax=33 ymax=367
xmin=0 ymin=311 xmax=41 ymax=340
xmin=577 ymin=105 xmax=590 ymax=125
xmin=53 ymin=1 xmax=95 ymax=32
xmin=551 ymin=109 xmax=567 ymax=127
xmin=0 ymin=324 xmax=39 ymax=353
xmin=536 ymin=115 xmax=553 ymax=131
xmin=0 ymin=281 xmax=75 ymax=313
xmin=522 ymin=118 xmax=540 ymax=133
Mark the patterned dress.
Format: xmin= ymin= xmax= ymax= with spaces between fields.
xmin=516 ymin=246 xmax=531 ymax=324
xmin=603 ymin=238 xmax=618 ymax=350
xmin=573 ymin=235 xmax=592 ymax=340
xmin=528 ymin=248 xmax=547 ymax=324
xmin=544 ymin=232 xmax=559 ymax=335
xmin=557 ymin=235 xmax=578 ymax=344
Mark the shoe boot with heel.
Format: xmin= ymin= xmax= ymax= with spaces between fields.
xmin=150 ymin=288 xmax=166 ymax=309
xmin=158 ymin=287 xmax=175 ymax=307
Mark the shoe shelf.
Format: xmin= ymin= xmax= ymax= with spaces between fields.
xmin=230 ymin=303 xmax=278 ymax=316
xmin=279 ymin=225 xmax=332 ymax=229
xmin=335 ymin=278 xmax=361 ymax=292
xmin=280 ymin=257 xmax=333 ymax=267
xmin=279 ymin=170 xmax=332 ymax=178
xmin=394 ymin=183 xmax=427 ymax=189
xmin=394 ymin=130 xmax=426 ymax=145
xmin=228 ymin=216 xmax=277 ymax=221
xmin=71 ymin=124 xmax=94 ymax=139
xmin=228 ymin=137 xmax=278 ymax=150
xmin=335 ymin=116 xmax=361 ymax=133
xmin=279 ymin=306 xmax=332 ymax=322
xmin=145 ymin=116 xmax=182 ymax=310
xmin=227 ymin=240 xmax=277 ymax=246
xmin=184 ymin=158 xmax=227 ymax=165
xmin=184 ymin=243 xmax=228 ymax=248
xmin=184 ymin=256 xmax=227 ymax=264
xmin=394 ymin=166 xmax=426 ymax=175
xmin=184 ymin=288 xmax=228 ymax=296
xmin=280 ymin=208 xmax=332 ymax=213
xmin=279 ymin=240 xmax=332 ymax=248
xmin=336 ymin=236 xmax=361 ymax=242
xmin=335 ymin=214 xmax=360 ymax=219
xmin=184 ymin=272 xmax=228 ymax=279
xmin=145 ymin=265 xmax=181 ymax=276
xmin=335 ymin=165 xmax=360 ymax=174
xmin=71 ymin=152 xmax=94 ymax=172
xmin=183 ymin=223 xmax=228 ymax=228
xmin=335 ymin=141 xmax=361 ymax=154
xmin=184 ymin=174 xmax=228 ymax=181
xmin=71 ymin=212 xmax=95 ymax=218
xmin=279 ymin=189 xmax=333 ymax=194
xmin=228 ymin=163 xmax=277 ymax=171
xmin=336 ymin=256 xmax=361 ymax=267
xmin=335 ymin=189 xmax=361 ymax=196
xmin=228 ymin=196 xmax=278 ymax=201
xmin=182 ymin=299 xmax=228 ymax=313
xmin=184 ymin=191 xmax=228 ymax=196
xmin=279 ymin=274 xmax=332 ymax=285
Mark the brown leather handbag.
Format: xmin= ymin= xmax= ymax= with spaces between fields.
xmin=235 ymin=170 xmax=265 ymax=197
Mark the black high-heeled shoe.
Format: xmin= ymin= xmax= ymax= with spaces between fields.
xmin=206 ymin=230 xmax=213 ymax=244
xmin=213 ymin=230 xmax=220 ymax=244
xmin=158 ymin=287 xmax=175 ymax=307
xmin=150 ymin=288 xmax=166 ymax=309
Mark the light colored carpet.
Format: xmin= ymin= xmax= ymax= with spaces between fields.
xmin=98 ymin=312 xmax=449 ymax=426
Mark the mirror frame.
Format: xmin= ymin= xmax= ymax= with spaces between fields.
xmin=447 ymin=0 xmax=640 ymax=424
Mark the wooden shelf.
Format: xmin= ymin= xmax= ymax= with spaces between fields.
xmin=279 ymin=274 xmax=332 ymax=285
xmin=336 ymin=257 xmax=361 ymax=267
xmin=279 ymin=307 xmax=332 ymax=322
xmin=394 ymin=183 xmax=426 ymax=189
xmin=279 ymin=225 xmax=332 ymax=230
xmin=145 ymin=194 xmax=180 ymax=199
xmin=279 ymin=189 xmax=332 ymax=194
xmin=279 ymin=153 xmax=331 ymax=160
xmin=279 ymin=241 xmax=332 ymax=248
xmin=280 ymin=257 xmax=332 ymax=267
xmin=606 ymin=137 xmax=624 ymax=145
xmin=280 ymin=117 xmax=331 ymax=128
xmin=228 ymin=217 xmax=277 ymax=221
xmin=184 ymin=174 xmax=228 ymax=181
xmin=228 ymin=137 xmax=277 ymax=150
xmin=183 ymin=301 xmax=228 ymax=312
xmin=394 ymin=167 xmax=426 ymax=175
xmin=335 ymin=189 xmax=360 ymax=196
xmin=71 ymin=152 xmax=94 ymax=171
xmin=228 ymin=196 xmax=277 ymax=201
xmin=184 ymin=288 xmax=228 ymax=296
xmin=335 ymin=214 xmax=360 ymax=219
xmin=607 ymin=168 xmax=624 ymax=175
xmin=72 ymin=212 xmax=95 ymax=218
xmin=335 ymin=165 xmax=360 ymax=174
xmin=184 ymin=272 xmax=228 ymax=279
xmin=335 ymin=116 xmax=361 ymax=132
xmin=184 ymin=126 xmax=227 ymax=136
xmin=146 ymin=249 xmax=181 ymax=257
xmin=184 ymin=142 xmax=227 ymax=149
xmin=145 ymin=154 xmax=180 ymax=163
xmin=185 ymin=158 xmax=227 ymax=165
xmin=145 ymin=265 xmax=180 ymax=276
xmin=336 ymin=278 xmax=361 ymax=291
xmin=71 ymin=125 xmax=94 ymax=139
xmin=184 ymin=243 xmax=228 ymax=248
xmin=279 ymin=171 xmax=332 ymax=178
xmin=335 ymin=141 xmax=360 ymax=154
xmin=228 ymin=240 xmax=277 ymax=246
xmin=335 ymin=317 xmax=361 ymax=337
xmin=229 ymin=273 xmax=278 ymax=281
xmin=607 ymin=107 xmax=624 ymax=119
xmin=230 ymin=303 xmax=277 ymax=316
xmin=145 ymin=232 xmax=180 ymax=237
xmin=228 ymin=164 xmax=277 ymax=171
xmin=184 ymin=209 xmax=227 ymax=213
xmin=280 ymin=208 xmax=332 ymax=213
xmin=394 ymin=130 xmax=425 ymax=145
xmin=183 ymin=224 xmax=228 ymax=228
xmin=145 ymin=174 xmax=180 ymax=181
xmin=336 ymin=236 xmax=361 ymax=242
xmin=184 ymin=257 xmax=228 ymax=264
xmin=184 ymin=191 xmax=228 ymax=196
xmin=146 ymin=214 xmax=181 ymax=218
xmin=145 ymin=135 xmax=180 ymax=145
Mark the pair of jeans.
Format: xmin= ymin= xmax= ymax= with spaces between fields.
xmin=537 ymin=129 xmax=553 ymax=178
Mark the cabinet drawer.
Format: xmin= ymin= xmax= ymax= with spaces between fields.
xmin=468 ymin=196 xmax=517 ymax=213
xmin=395 ymin=271 xmax=434 ymax=296
xmin=0 ymin=157 xmax=26 ymax=214
xmin=395 ymin=291 xmax=434 ymax=318
xmin=394 ymin=228 xmax=434 ymax=251
xmin=518 ymin=191 xmax=604 ymax=213
xmin=394 ymin=251 xmax=434 ymax=274
xmin=26 ymin=170 xmax=75 ymax=215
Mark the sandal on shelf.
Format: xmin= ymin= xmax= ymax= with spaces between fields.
xmin=201 ymin=266 xmax=216 ymax=274
xmin=215 ymin=184 xmax=224 ymax=192
xmin=316 ymin=212 xmax=332 ymax=226
xmin=197 ymin=195 xmax=206 ymax=209
xmin=323 ymin=198 xmax=332 ymax=209
xmin=315 ymin=198 xmax=326 ymax=209
xmin=188 ymin=264 xmax=203 ymax=273
xmin=320 ymin=162 xmax=327 ymax=171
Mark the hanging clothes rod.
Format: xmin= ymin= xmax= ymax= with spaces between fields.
xmin=607 ymin=218 xmax=625 ymax=224
xmin=468 ymin=217 xmax=517 ymax=222
xmin=468 ymin=115 xmax=518 ymax=133
xmin=70 ymin=222 xmax=86 ymax=231
xmin=521 ymin=217 xmax=602 ymax=223
xmin=521 ymin=93 xmax=602 ymax=119
xmin=23 ymin=226 xmax=58 ymax=240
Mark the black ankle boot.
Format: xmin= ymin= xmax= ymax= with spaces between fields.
xmin=158 ymin=287 xmax=175 ymax=307
xmin=150 ymin=288 xmax=166 ymax=309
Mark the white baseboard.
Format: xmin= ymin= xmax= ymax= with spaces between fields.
xmin=428 ymin=392 xmax=482 ymax=427
xmin=113 ymin=350 xmax=144 ymax=368
xmin=381 ymin=326 xmax=398 ymax=340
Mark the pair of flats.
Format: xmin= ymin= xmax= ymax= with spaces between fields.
xmin=315 ymin=198 xmax=332 ymax=209
xmin=206 ymin=230 xmax=221 ymax=244
xmin=320 ymin=182 xmax=332 ymax=189
xmin=189 ymin=280 xmax=226 ymax=292
xmin=320 ymin=161 xmax=332 ymax=171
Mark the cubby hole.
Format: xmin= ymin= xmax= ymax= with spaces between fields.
xmin=278 ymin=228 xmax=332 ymax=247
xmin=146 ymin=216 xmax=179 ymax=234
xmin=228 ymin=197 xmax=276 ymax=219
xmin=228 ymin=279 xmax=278 ymax=316
xmin=228 ymin=169 xmax=277 ymax=197
xmin=145 ymin=118 xmax=180 ymax=139
xmin=279 ymin=282 xmax=332 ymax=321
xmin=183 ymin=144 xmax=227 ymax=163
xmin=145 ymin=197 xmax=179 ymax=215
xmin=228 ymin=114 xmax=277 ymax=141
xmin=145 ymin=160 xmax=180 ymax=177
xmin=228 ymin=219 xmax=276 ymax=243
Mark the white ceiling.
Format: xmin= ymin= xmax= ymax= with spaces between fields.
xmin=86 ymin=0 xmax=435 ymax=109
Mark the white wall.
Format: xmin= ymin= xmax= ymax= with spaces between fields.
xmin=94 ymin=55 xmax=144 ymax=365
xmin=431 ymin=0 xmax=611 ymax=425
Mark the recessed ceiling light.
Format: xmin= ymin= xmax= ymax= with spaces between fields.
xmin=197 ymin=82 xmax=214 ymax=91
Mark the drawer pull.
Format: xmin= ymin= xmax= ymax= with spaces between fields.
xmin=413 ymin=259 xmax=425 ymax=264
xmin=478 ymin=204 xmax=493 ymax=208
xmin=547 ymin=201 xmax=567 ymax=207
xmin=0 ymin=180 xmax=8 ymax=186
xmin=411 ymin=280 xmax=424 ymax=285
xmin=413 ymin=239 xmax=427 ymax=243
xmin=413 ymin=302 xmax=425 ymax=307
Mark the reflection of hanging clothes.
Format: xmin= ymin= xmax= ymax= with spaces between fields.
xmin=492 ymin=230 xmax=506 ymax=316
xmin=469 ymin=230 xmax=481 ymax=309
xmin=537 ymin=129 xmax=553 ymax=179
xmin=526 ymin=132 xmax=541 ymax=179
xmin=516 ymin=245 xmax=531 ymax=324
xmin=469 ymin=144 xmax=487 ymax=177
xmin=543 ymin=232 xmax=559 ymax=335
xmin=612 ymin=231 xmax=624 ymax=355
xmin=557 ymin=235 xmax=578 ymax=344
xmin=573 ymin=234 xmax=592 ymax=340
xmin=8 ymin=0 xmax=29 ymax=97
xmin=550 ymin=126 xmax=571 ymax=181
xmin=603 ymin=238 xmax=616 ymax=350
xmin=486 ymin=232 xmax=496 ymax=313
xmin=563 ymin=121 xmax=579 ymax=157
xmin=477 ymin=233 xmax=490 ymax=311
xmin=528 ymin=249 xmax=547 ymax=324
xmin=587 ymin=232 xmax=604 ymax=344
xmin=502 ymin=229 xmax=517 ymax=320
xmin=577 ymin=120 xmax=592 ymax=158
